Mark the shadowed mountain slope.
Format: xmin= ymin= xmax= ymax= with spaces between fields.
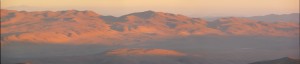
xmin=249 ymin=57 xmax=300 ymax=64
xmin=1 ymin=9 xmax=299 ymax=45
xmin=12 ymin=48 xmax=204 ymax=64
xmin=247 ymin=13 xmax=299 ymax=22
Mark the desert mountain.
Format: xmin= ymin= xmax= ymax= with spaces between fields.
xmin=12 ymin=48 xmax=203 ymax=64
xmin=249 ymin=57 xmax=300 ymax=64
xmin=1 ymin=9 xmax=117 ymax=44
xmin=204 ymin=13 xmax=300 ymax=22
xmin=247 ymin=13 xmax=300 ymax=22
xmin=207 ymin=17 xmax=299 ymax=36
xmin=1 ymin=9 xmax=299 ymax=45
xmin=104 ymin=48 xmax=186 ymax=56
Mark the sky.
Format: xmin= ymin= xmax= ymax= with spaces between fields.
xmin=1 ymin=0 xmax=299 ymax=17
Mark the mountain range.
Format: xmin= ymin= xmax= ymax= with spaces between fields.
xmin=247 ymin=13 xmax=299 ymax=22
xmin=1 ymin=9 xmax=299 ymax=64
xmin=10 ymin=48 xmax=203 ymax=64
xmin=1 ymin=9 xmax=299 ymax=45
xmin=8 ymin=48 xmax=300 ymax=64
xmin=249 ymin=57 xmax=300 ymax=64
xmin=205 ymin=13 xmax=299 ymax=22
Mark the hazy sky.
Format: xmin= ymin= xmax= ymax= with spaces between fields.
xmin=1 ymin=0 xmax=299 ymax=17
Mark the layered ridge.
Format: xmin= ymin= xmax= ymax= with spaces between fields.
xmin=1 ymin=9 xmax=299 ymax=45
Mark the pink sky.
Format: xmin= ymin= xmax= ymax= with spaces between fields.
xmin=1 ymin=0 xmax=299 ymax=17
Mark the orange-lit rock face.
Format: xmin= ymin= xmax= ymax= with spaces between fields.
xmin=1 ymin=9 xmax=299 ymax=45
xmin=105 ymin=48 xmax=186 ymax=56
xmin=1 ymin=9 xmax=114 ymax=44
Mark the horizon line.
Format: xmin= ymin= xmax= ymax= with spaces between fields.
xmin=1 ymin=8 xmax=299 ymax=18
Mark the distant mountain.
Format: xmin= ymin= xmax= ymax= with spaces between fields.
xmin=203 ymin=13 xmax=299 ymax=22
xmin=104 ymin=48 xmax=186 ymax=56
xmin=247 ymin=13 xmax=299 ymax=22
xmin=14 ymin=48 xmax=203 ymax=64
xmin=207 ymin=17 xmax=299 ymax=36
xmin=1 ymin=9 xmax=299 ymax=45
xmin=249 ymin=57 xmax=300 ymax=64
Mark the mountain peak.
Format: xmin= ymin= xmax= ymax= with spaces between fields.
xmin=144 ymin=10 xmax=156 ymax=13
xmin=104 ymin=48 xmax=186 ymax=56
xmin=62 ymin=9 xmax=79 ymax=12
xmin=144 ymin=10 xmax=155 ymax=12
xmin=247 ymin=13 xmax=300 ymax=22
xmin=217 ymin=17 xmax=258 ymax=23
xmin=121 ymin=10 xmax=158 ymax=19
xmin=120 ymin=10 xmax=189 ymax=20
xmin=250 ymin=57 xmax=300 ymax=64
xmin=278 ymin=57 xmax=294 ymax=60
xmin=58 ymin=10 xmax=99 ymax=17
